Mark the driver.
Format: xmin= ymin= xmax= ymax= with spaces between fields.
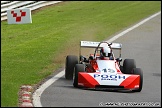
xmin=100 ymin=46 xmax=113 ymax=60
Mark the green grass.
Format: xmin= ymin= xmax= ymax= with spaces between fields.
xmin=1 ymin=1 xmax=161 ymax=107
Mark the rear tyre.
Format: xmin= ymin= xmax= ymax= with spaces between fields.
xmin=132 ymin=68 xmax=143 ymax=92
xmin=65 ymin=55 xmax=78 ymax=80
xmin=73 ymin=64 xmax=85 ymax=87
xmin=123 ymin=59 xmax=136 ymax=74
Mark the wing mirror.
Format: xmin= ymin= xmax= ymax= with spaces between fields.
xmin=80 ymin=55 xmax=84 ymax=62
xmin=116 ymin=57 xmax=122 ymax=62
xmin=80 ymin=55 xmax=88 ymax=63
xmin=89 ymin=55 xmax=94 ymax=60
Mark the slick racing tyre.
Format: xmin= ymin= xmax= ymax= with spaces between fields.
xmin=73 ymin=64 xmax=85 ymax=87
xmin=132 ymin=68 xmax=143 ymax=92
xmin=65 ymin=55 xmax=78 ymax=80
xmin=123 ymin=59 xmax=136 ymax=74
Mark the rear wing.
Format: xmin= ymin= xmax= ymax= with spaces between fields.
xmin=80 ymin=41 xmax=122 ymax=49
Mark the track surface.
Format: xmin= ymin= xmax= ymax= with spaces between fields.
xmin=39 ymin=13 xmax=161 ymax=107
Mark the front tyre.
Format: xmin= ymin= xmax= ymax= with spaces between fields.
xmin=123 ymin=59 xmax=136 ymax=74
xmin=73 ymin=64 xmax=85 ymax=87
xmin=132 ymin=68 xmax=143 ymax=92
xmin=65 ymin=55 xmax=78 ymax=80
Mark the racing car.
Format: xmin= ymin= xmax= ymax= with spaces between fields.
xmin=65 ymin=41 xmax=143 ymax=92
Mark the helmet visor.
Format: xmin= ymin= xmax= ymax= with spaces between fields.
xmin=103 ymin=52 xmax=111 ymax=57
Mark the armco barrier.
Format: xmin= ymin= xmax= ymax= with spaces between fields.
xmin=1 ymin=1 xmax=62 ymax=21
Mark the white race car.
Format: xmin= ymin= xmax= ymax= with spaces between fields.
xmin=65 ymin=41 xmax=143 ymax=92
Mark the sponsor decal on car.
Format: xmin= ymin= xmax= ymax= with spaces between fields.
xmin=94 ymin=74 xmax=126 ymax=81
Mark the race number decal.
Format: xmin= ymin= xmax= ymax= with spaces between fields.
xmin=102 ymin=68 xmax=115 ymax=73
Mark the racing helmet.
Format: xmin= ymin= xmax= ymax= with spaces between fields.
xmin=100 ymin=46 xmax=112 ymax=58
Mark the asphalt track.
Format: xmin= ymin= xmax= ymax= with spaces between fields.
xmin=33 ymin=12 xmax=161 ymax=107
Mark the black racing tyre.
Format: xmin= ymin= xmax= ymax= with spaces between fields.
xmin=132 ymin=68 xmax=143 ymax=92
xmin=73 ymin=64 xmax=85 ymax=87
xmin=65 ymin=55 xmax=78 ymax=80
xmin=123 ymin=59 xmax=136 ymax=74
xmin=120 ymin=65 xmax=124 ymax=73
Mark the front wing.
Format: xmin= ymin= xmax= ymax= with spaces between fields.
xmin=78 ymin=72 xmax=140 ymax=90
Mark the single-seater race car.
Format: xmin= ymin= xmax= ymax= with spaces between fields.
xmin=65 ymin=41 xmax=143 ymax=92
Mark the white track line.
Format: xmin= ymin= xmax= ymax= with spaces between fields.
xmin=32 ymin=11 xmax=161 ymax=107
xmin=33 ymin=70 xmax=65 ymax=107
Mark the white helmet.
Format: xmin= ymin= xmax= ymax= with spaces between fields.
xmin=100 ymin=46 xmax=111 ymax=58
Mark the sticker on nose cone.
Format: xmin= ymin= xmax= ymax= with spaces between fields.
xmin=94 ymin=74 xmax=126 ymax=81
